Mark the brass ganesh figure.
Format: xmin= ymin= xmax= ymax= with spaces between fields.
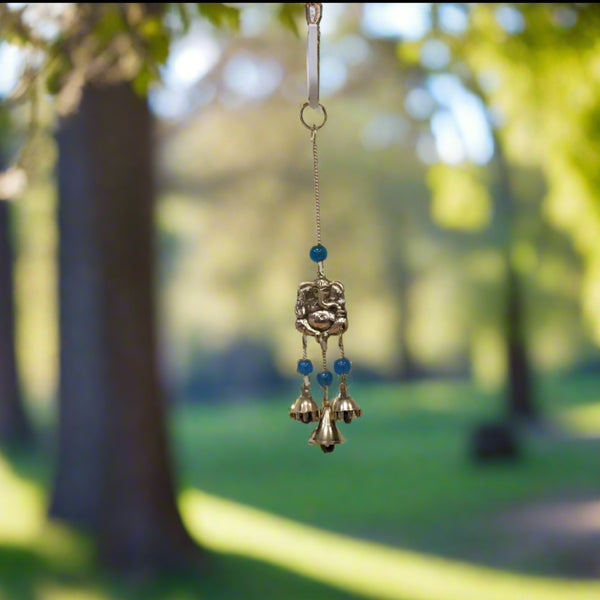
xmin=290 ymin=259 xmax=361 ymax=454
xmin=295 ymin=276 xmax=348 ymax=340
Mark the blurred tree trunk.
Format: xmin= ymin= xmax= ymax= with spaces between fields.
xmin=0 ymin=200 xmax=32 ymax=445
xmin=504 ymin=261 xmax=536 ymax=421
xmin=495 ymin=140 xmax=537 ymax=423
xmin=50 ymin=81 xmax=199 ymax=572
xmin=464 ymin=78 xmax=538 ymax=424
xmin=397 ymin=269 xmax=420 ymax=381
xmin=380 ymin=202 xmax=421 ymax=381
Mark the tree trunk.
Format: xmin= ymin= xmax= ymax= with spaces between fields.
xmin=465 ymin=79 xmax=538 ymax=425
xmin=397 ymin=270 xmax=421 ymax=381
xmin=0 ymin=201 xmax=32 ymax=445
xmin=505 ymin=260 xmax=536 ymax=422
xmin=495 ymin=151 xmax=537 ymax=424
xmin=50 ymin=82 xmax=200 ymax=572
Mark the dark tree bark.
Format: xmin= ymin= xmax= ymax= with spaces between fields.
xmin=494 ymin=139 xmax=537 ymax=424
xmin=0 ymin=201 xmax=32 ymax=445
xmin=397 ymin=269 xmax=421 ymax=381
xmin=456 ymin=79 xmax=537 ymax=426
xmin=504 ymin=262 xmax=536 ymax=422
xmin=50 ymin=81 xmax=200 ymax=572
xmin=461 ymin=77 xmax=538 ymax=424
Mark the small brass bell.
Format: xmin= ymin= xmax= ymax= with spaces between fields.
xmin=331 ymin=382 xmax=362 ymax=424
xmin=290 ymin=384 xmax=321 ymax=423
xmin=308 ymin=405 xmax=346 ymax=453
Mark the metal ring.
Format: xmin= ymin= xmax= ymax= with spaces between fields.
xmin=300 ymin=102 xmax=327 ymax=131
xmin=305 ymin=3 xmax=323 ymax=25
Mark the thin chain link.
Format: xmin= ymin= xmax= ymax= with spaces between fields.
xmin=311 ymin=129 xmax=322 ymax=246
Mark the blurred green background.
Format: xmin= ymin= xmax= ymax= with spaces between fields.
xmin=2 ymin=3 xmax=600 ymax=599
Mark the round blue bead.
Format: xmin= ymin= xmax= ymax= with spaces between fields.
xmin=334 ymin=357 xmax=352 ymax=375
xmin=297 ymin=359 xmax=313 ymax=375
xmin=317 ymin=370 xmax=333 ymax=387
xmin=309 ymin=244 xmax=328 ymax=262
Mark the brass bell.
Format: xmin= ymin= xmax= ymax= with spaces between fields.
xmin=331 ymin=382 xmax=362 ymax=424
xmin=308 ymin=405 xmax=346 ymax=453
xmin=289 ymin=384 xmax=321 ymax=423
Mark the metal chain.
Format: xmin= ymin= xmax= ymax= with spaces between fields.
xmin=302 ymin=3 xmax=325 ymax=248
xmin=311 ymin=129 xmax=322 ymax=246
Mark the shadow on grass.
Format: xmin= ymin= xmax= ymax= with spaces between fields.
xmin=3 ymin=375 xmax=600 ymax=599
xmin=0 ymin=444 xmax=364 ymax=600
xmin=0 ymin=543 xmax=365 ymax=600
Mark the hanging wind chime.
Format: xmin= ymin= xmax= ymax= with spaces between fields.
xmin=289 ymin=3 xmax=363 ymax=453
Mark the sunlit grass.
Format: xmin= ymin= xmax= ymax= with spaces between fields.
xmin=2 ymin=375 xmax=600 ymax=600
xmin=0 ymin=455 xmax=45 ymax=544
xmin=173 ymin=375 xmax=600 ymax=551
xmin=181 ymin=489 xmax=600 ymax=600
xmin=0 ymin=455 xmax=92 ymax=572
xmin=36 ymin=585 xmax=109 ymax=600
xmin=559 ymin=401 xmax=600 ymax=437
xmin=3 ymin=446 xmax=600 ymax=600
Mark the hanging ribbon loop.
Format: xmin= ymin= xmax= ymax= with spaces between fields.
xmin=305 ymin=3 xmax=322 ymax=110
xmin=305 ymin=3 xmax=322 ymax=25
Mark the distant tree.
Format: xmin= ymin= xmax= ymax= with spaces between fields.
xmin=49 ymin=79 xmax=201 ymax=571
xmin=393 ymin=5 xmax=594 ymax=422
xmin=0 ymin=201 xmax=32 ymax=445
xmin=0 ymin=111 xmax=32 ymax=446
xmin=0 ymin=2 xmax=306 ymax=573
xmin=491 ymin=131 xmax=536 ymax=423
xmin=43 ymin=3 xmax=210 ymax=572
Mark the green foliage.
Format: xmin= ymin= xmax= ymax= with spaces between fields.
xmin=132 ymin=65 xmax=156 ymax=97
xmin=458 ymin=4 xmax=600 ymax=343
xmin=43 ymin=52 xmax=72 ymax=96
xmin=0 ymin=4 xmax=43 ymax=48
xmin=0 ymin=2 xmax=246 ymax=177
xmin=393 ymin=3 xmax=600 ymax=353
xmin=277 ymin=3 xmax=305 ymax=37
xmin=196 ymin=3 xmax=240 ymax=31
xmin=427 ymin=163 xmax=492 ymax=232
xmin=92 ymin=8 xmax=127 ymax=42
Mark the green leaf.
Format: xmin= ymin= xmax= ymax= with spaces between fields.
xmin=139 ymin=15 xmax=171 ymax=65
xmin=132 ymin=65 xmax=155 ymax=96
xmin=277 ymin=3 xmax=304 ymax=37
xmin=44 ymin=53 xmax=72 ymax=95
xmin=93 ymin=8 xmax=126 ymax=44
xmin=139 ymin=15 xmax=163 ymax=38
xmin=396 ymin=40 xmax=422 ymax=65
xmin=148 ymin=34 xmax=170 ymax=64
xmin=196 ymin=3 xmax=240 ymax=31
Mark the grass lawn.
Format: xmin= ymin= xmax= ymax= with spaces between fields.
xmin=174 ymin=373 xmax=600 ymax=562
xmin=1 ymin=374 xmax=600 ymax=599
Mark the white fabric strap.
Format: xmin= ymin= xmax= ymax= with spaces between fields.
xmin=307 ymin=23 xmax=319 ymax=109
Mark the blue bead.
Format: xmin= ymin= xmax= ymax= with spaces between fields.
xmin=317 ymin=370 xmax=333 ymax=387
xmin=334 ymin=357 xmax=352 ymax=374
xmin=309 ymin=244 xmax=328 ymax=262
xmin=297 ymin=359 xmax=313 ymax=375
